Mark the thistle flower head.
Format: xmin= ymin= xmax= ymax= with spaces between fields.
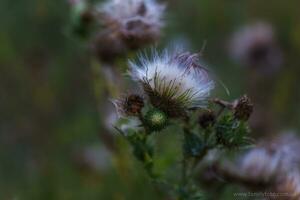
xmin=230 ymin=22 xmax=283 ymax=74
xmin=129 ymin=49 xmax=214 ymax=117
xmin=94 ymin=0 xmax=165 ymax=60
xmin=113 ymin=94 xmax=145 ymax=117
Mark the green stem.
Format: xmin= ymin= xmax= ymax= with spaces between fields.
xmin=180 ymin=116 xmax=210 ymax=199
xmin=181 ymin=149 xmax=188 ymax=186
xmin=182 ymin=117 xmax=189 ymax=181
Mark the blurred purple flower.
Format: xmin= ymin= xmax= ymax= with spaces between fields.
xmin=229 ymin=22 xmax=283 ymax=75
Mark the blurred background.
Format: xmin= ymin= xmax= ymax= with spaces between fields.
xmin=1 ymin=0 xmax=300 ymax=199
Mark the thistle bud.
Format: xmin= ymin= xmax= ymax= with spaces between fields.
xmin=113 ymin=94 xmax=144 ymax=117
xmin=198 ymin=110 xmax=216 ymax=129
xmin=233 ymin=95 xmax=253 ymax=121
xmin=144 ymin=109 xmax=167 ymax=132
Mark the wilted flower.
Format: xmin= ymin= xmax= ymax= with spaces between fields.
xmin=229 ymin=22 xmax=283 ymax=74
xmin=198 ymin=110 xmax=216 ymax=129
xmin=113 ymin=94 xmax=145 ymax=117
xmin=93 ymin=0 xmax=165 ymax=62
xmin=233 ymin=95 xmax=253 ymax=121
xmin=129 ymin=49 xmax=215 ymax=117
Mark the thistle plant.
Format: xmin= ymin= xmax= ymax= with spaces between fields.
xmin=66 ymin=1 xmax=277 ymax=199
xmin=113 ymin=49 xmax=254 ymax=199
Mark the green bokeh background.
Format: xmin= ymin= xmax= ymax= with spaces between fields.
xmin=1 ymin=0 xmax=300 ymax=199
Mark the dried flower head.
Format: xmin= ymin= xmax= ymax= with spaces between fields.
xmin=93 ymin=0 xmax=165 ymax=62
xmin=230 ymin=22 xmax=283 ymax=74
xmin=233 ymin=95 xmax=253 ymax=121
xmin=198 ymin=110 xmax=216 ymax=129
xmin=129 ymin=49 xmax=215 ymax=117
xmin=113 ymin=94 xmax=145 ymax=117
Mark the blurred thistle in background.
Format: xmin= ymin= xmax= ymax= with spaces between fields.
xmin=93 ymin=0 xmax=165 ymax=63
xmin=207 ymin=133 xmax=300 ymax=199
xmin=276 ymin=170 xmax=300 ymax=200
xmin=229 ymin=22 xmax=283 ymax=75
xmin=68 ymin=0 xmax=165 ymax=63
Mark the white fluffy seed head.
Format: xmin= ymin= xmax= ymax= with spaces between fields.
xmin=129 ymin=49 xmax=214 ymax=116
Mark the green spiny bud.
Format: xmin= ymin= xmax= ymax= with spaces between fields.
xmin=144 ymin=109 xmax=168 ymax=132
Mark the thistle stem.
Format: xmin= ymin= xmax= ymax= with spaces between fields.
xmin=180 ymin=118 xmax=191 ymax=196
xmin=212 ymin=98 xmax=233 ymax=109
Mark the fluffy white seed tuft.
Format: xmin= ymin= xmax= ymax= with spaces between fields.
xmin=129 ymin=49 xmax=214 ymax=109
